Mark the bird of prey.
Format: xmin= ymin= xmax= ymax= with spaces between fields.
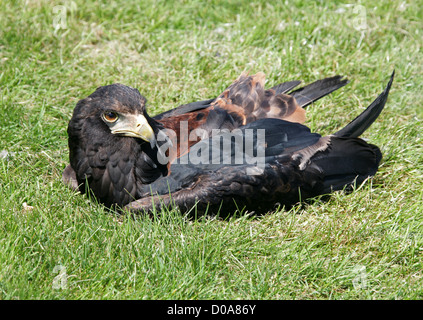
xmin=64 ymin=70 xmax=394 ymax=217
xmin=63 ymin=72 xmax=349 ymax=209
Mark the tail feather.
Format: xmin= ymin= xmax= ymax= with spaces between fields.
xmin=289 ymin=75 xmax=350 ymax=108
xmin=308 ymin=71 xmax=395 ymax=194
xmin=334 ymin=71 xmax=394 ymax=138
xmin=311 ymin=137 xmax=383 ymax=194
xmin=270 ymin=80 xmax=302 ymax=95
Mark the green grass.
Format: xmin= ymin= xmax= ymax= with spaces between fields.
xmin=1 ymin=0 xmax=422 ymax=299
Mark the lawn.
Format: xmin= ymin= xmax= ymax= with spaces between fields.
xmin=0 ymin=0 xmax=422 ymax=299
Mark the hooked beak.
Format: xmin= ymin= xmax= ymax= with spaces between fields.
xmin=110 ymin=114 xmax=156 ymax=148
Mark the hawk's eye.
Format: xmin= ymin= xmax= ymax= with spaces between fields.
xmin=102 ymin=111 xmax=119 ymax=123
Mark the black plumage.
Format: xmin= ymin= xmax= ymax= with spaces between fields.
xmin=63 ymin=71 xmax=392 ymax=215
